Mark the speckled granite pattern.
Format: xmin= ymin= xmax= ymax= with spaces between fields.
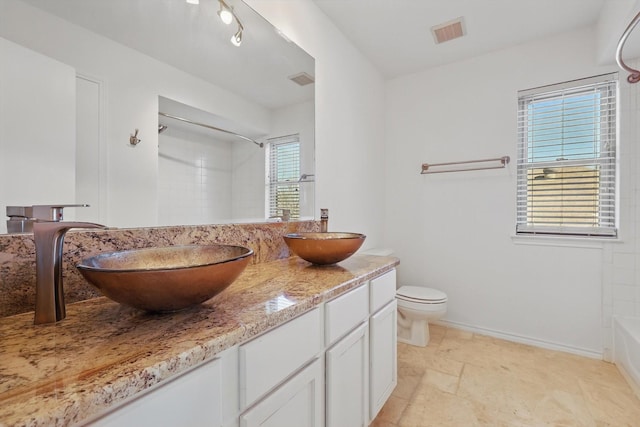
xmin=0 ymin=221 xmax=318 ymax=317
xmin=0 ymin=254 xmax=399 ymax=427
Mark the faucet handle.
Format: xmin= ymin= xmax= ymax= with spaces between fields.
xmin=32 ymin=204 xmax=90 ymax=221
xmin=6 ymin=204 xmax=90 ymax=222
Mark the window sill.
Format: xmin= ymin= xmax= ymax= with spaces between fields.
xmin=510 ymin=234 xmax=618 ymax=249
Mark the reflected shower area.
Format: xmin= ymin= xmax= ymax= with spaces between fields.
xmin=157 ymin=97 xmax=315 ymax=225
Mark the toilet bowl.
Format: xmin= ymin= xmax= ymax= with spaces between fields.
xmin=396 ymin=285 xmax=447 ymax=347
xmin=360 ymin=248 xmax=448 ymax=347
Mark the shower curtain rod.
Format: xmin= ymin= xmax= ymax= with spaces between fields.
xmin=616 ymin=10 xmax=640 ymax=84
xmin=158 ymin=112 xmax=264 ymax=147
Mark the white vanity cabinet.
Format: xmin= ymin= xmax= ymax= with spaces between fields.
xmin=325 ymin=285 xmax=370 ymax=427
xmin=368 ymin=270 xmax=398 ymax=421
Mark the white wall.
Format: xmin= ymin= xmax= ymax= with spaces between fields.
xmin=246 ymin=0 xmax=387 ymax=248
xmin=0 ymin=37 xmax=76 ymax=233
xmin=385 ymin=27 xmax=619 ymax=356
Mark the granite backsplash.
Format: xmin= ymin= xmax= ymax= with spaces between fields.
xmin=0 ymin=221 xmax=319 ymax=317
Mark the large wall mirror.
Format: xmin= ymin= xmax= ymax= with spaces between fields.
xmin=0 ymin=0 xmax=315 ymax=234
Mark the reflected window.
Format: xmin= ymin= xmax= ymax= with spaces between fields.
xmin=265 ymin=294 xmax=296 ymax=314
xmin=267 ymin=135 xmax=301 ymax=219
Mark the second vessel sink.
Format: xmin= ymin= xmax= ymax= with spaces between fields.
xmin=283 ymin=232 xmax=366 ymax=265
xmin=77 ymin=244 xmax=253 ymax=312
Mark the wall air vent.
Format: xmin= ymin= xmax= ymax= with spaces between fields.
xmin=288 ymin=72 xmax=315 ymax=86
xmin=431 ymin=17 xmax=466 ymax=44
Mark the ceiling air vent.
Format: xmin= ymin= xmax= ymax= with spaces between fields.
xmin=431 ymin=17 xmax=466 ymax=44
xmin=288 ymin=72 xmax=315 ymax=86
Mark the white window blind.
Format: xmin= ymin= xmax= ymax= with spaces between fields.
xmin=267 ymin=135 xmax=300 ymax=219
xmin=516 ymin=74 xmax=618 ymax=237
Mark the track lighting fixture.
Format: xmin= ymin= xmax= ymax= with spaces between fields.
xmin=231 ymin=23 xmax=243 ymax=47
xmin=217 ymin=0 xmax=234 ymax=25
xmin=189 ymin=0 xmax=244 ymax=47
xmin=217 ymin=0 xmax=244 ymax=46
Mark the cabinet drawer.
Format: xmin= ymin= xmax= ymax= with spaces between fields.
xmin=240 ymin=358 xmax=323 ymax=427
xmin=325 ymin=284 xmax=368 ymax=346
xmin=90 ymin=357 xmax=222 ymax=427
xmin=370 ymin=269 xmax=396 ymax=313
xmin=239 ymin=308 xmax=322 ymax=409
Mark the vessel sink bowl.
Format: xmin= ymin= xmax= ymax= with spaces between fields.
xmin=77 ymin=244 xmax=253 ymax=312
xmin=283 ymin=232 xmax=366 ymax=265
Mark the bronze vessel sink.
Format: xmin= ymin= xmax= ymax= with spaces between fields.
xmin=77 ymin=244 xmax=253 ymax=312
xmin=283 ymin=232 xmax=366 ymax=265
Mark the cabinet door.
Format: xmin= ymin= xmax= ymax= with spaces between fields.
xmin=369 ymin=300 xmax=397 ymax=421
xmin=326 ymin=322 xmax=369 ymax=427
xmin=240 ymin=358 xmax=323 ymax=427
xmin=90 ymin=357 xmax=222 ymax=427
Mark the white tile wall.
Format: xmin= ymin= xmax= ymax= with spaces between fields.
xmin=602 ymin=58 xmax=640 ymax=360
xmin=158 ymin=127 xmax=234 ymax=225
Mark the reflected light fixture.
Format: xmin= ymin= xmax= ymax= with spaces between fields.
xmin=231 ymin=23 xmax=243 ymax=47
xmin=185 ymin=0 xmax=199 ymax=4
xmin=217 ymin=0 xmax=234 ymax=25
xmin=217 ymin=0 xmax=244 ymax=46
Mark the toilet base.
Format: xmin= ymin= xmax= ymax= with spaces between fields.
xmin=397 ymin=318 xmax=430 ymax=347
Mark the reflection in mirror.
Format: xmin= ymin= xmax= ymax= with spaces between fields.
xmin=0 ymin=0 xmax=315 ymax=234
xmin=157 ymin=97 xmax=314 ymax=225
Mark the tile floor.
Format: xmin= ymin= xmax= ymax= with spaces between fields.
xmin=372 ymin=325 xmax=640 ymax=426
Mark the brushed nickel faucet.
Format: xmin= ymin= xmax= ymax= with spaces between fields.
xmin=6 ymin=204 xmax=89 ymax=233
xmin=320 ymin=208 xmax=329 ymax=232
xmin=33 ymin=221 xmax=105 ymax=325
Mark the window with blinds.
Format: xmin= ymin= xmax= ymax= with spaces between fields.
xmin=516 ymin=74 xmax=618 ymax=237
xmin=267 ymin=135 xmax=300 ymax=219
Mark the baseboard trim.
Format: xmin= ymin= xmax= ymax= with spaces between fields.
xmin=435 ymin=319 xmax=603 ymax=360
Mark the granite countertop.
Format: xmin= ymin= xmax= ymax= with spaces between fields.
xmin=0 ymin=254 xmax=399 ymax=427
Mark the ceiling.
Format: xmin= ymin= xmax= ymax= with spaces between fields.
xmin=312 ymin=0 xmax=609 ymax=78
xmin=15 ymin=0 xmax=640 ymax=90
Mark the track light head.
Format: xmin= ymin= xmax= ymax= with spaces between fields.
xmin=231 ymin=28 xmax=242 ymax=46
xmin=218 ymin=0 xmax=233 ymax=25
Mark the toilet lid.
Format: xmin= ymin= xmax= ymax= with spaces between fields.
xmin=397 ymin=286 xmax=447 ymax=302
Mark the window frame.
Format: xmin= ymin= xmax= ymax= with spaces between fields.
xmin=515 ymin=73 xmax=618 ymax=238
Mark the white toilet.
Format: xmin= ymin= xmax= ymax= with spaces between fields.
xmin=396 ymin=285 xmax=447 ymax=347
xmin=361 ymin=248 xmax=448 ymax=347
